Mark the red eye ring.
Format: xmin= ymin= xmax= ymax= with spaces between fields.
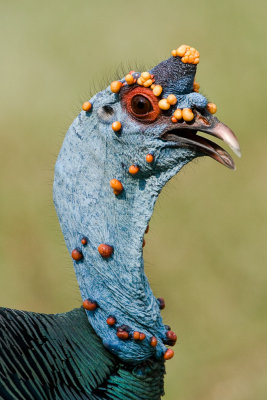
xmin=122 ymin=86 xmax=160 ymax=123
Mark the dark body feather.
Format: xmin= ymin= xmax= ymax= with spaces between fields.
xmin=0 ymin=307 xmax=165 ymax=400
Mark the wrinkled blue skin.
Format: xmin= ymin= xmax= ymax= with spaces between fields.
xmin=53 ymin=58 xmax=208 ymax=363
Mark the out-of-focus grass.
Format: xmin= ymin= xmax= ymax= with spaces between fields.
xmin=0 ymin=1 xmax=266 ymax=398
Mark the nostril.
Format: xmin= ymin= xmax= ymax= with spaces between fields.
xmin=97 ymin=105 xmax=115 ymax=122
xmin=103 ymin=105 xmax=114 ymax=115
xmin=196 ymin=114 xmax=209 ymax=125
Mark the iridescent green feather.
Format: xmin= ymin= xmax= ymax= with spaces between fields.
xmin=0 ymin=307 xmax=165 ymax=399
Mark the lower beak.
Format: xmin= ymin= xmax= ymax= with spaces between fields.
xmin=160 ymin=112 xmax=241 ymax=170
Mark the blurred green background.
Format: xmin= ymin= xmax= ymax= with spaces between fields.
xmin=0 ymin=0 xmax=266 ymax=398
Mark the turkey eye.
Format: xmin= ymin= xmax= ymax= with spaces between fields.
xmin=131 ymin=95 xmax=153 ymax=115
xmin=123 ymin=87 xmax=160 ymax=122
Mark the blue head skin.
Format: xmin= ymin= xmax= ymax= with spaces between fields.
xmin=53 ymin=46 xmax=240 ymax=363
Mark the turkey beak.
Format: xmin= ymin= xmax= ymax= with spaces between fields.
xmin=195 ymin=113 xmax=241 ymax=158
xmin=161 ymin=111 xmax=241 ymax=170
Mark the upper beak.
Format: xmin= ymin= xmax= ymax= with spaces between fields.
xmin=196 ymin=114 xmax=241 ymax=158
xmin=160 ymin=111 xmax=241 ymax=170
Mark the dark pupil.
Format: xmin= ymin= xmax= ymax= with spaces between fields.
xmin=131 ymin=95 xmax=152 ymax=115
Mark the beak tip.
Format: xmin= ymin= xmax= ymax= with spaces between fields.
xmin=232 ymin=146 xmax=241 ymax=158
xmin=213 ymin=121 xmax=241 ymax=159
